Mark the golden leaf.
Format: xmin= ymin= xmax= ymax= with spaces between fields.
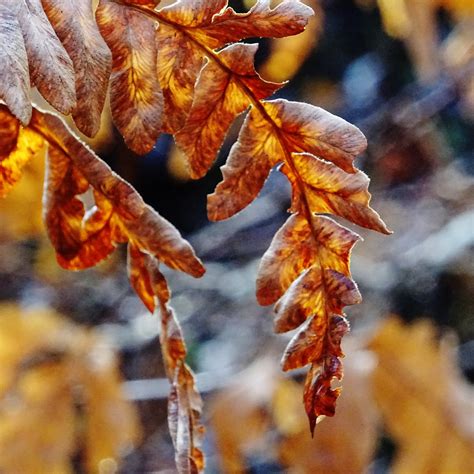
xmin=26 ymin=108 xmax=205 ymax=276
xmin=0 ymin=142 xmax=45 ymax=239
xmin=208 ymin=99 xmax=370 ymax=221
xmin=0 ymin=108 xmax=44 ymax=198
xmin=96 ymin=0 xmax=164 ymax=154
xmin=154 ymin=0 xmax=312 ymax=134
xmin=256 ymin=214 xmax=360 ymax=306
xmin=370 ymin=317 xmax=474 ymax=474
xmin=288 ymin=152 xmax=389 ymax=233
xmin=0 ymin=304 xmax=139 ymax=473
xmin=175 ymin=43 xmax=282 ymax=178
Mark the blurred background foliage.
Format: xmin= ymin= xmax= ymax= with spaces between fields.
xmin=0 ymin=0 xmax=473 ymax=472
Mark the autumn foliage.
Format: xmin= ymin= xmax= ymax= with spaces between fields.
xmin=0 ymin=0 xmax=391 ymax=471
xmin=0 ymin=304 xmax=138 ymax=473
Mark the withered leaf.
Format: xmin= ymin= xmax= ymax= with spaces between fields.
xmin=127 ymin=244 xmax=170 ymax=313
xmin=0 ymin=106 xmax=43 ymax=198
xmin=160 ymin=306 xmax=188 ymax=375
xmin=205 ymin=75 xmax=387 ymax=431
xmin=191 ymin=0 xmax=314 ymax=49
xmin=155 ymin=0 xmax=227 ymax=134
xmin=155 ymin=0 xmax=312 ymax=134
xmin=254 ymin=211 xmax=370 ymax=429
xmin=176 ymin=43 xmax=282 ymax=178
xmin=41 ymin=0 xmax=112 ymax=137
xmin=21 ymin=107 xmax=205 ymax=277
xmin=275 ymin=268 xmax=361 ymax=335
xmin=256 ymin=213 xmax=360 ymax=306
xmin=158 ymin=281 xmax=205 ymax=473
xmin=96 ymin=0 xmax=164 ymax=154
xmin=260 ymin=0 xmax=322 ymax=83
xmin=0 ymin=5 xmax=31 ymax=125
xmin=207 ymin=107 xmax=280 ymax=221
xmin=288 ymin=152 xmax=390 ymax=234
xmin=168 ymin=364 xmax=205 ymax=474
xmin=208 ymin=99 xmax=370 ymax=221
xmin=303 ymin=347 xmax=344 ymax=433
xmin=205 ymin=78 xmax=388 ymax=433
xmin=155 ymin=24 xmax=204 ymax=134
xmin=255 ymin=211 xmax=364 ymax=430
xmin=10 ymin=0 xmax=76 ymax=115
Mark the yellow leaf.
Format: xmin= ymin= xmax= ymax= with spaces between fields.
xmin=0 ymin=304 xmax=139 ymax=474
xmin=369 ymin=317 xmax=474 ymax=474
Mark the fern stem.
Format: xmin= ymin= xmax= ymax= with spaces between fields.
xmin=115 ymin=0 xmax=338 ymax=390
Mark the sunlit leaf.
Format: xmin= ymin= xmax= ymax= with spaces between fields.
xmin=176 ymin=43 xmax=282 ymax=178
xmin=96 ymin=0 xmax=164 ymax=154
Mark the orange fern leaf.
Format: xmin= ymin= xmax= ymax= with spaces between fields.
xmin=0 ymin=103 xmax=205 ymax=471
xmin=96 ymin=0 xmax=164 ymax=153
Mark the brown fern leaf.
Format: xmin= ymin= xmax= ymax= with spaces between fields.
xmin=96 ymin=0 xmax=164 ymax=154
xmin=207 ymin=101 xmax=378 ymax=220
xmin=0 ymin=104 xmax=204 ymax=276
xmin=256 ymin=214 xmax=362 ymax=432
xmin=0 ymin=0 xmax=76 ymax=125
xmin=41 ymin=0 xmax=112 ymax=137
xmin=0 ymin=103 xmax=205 ymax=471
xmin=127 ymin=246 xmax=205 ymax=472
xmin=196 ymin=56 xmax=390 ymax=433
xmin=107 ymin=0 xmax=389 ymax=431
xmin=33 ymin=109 xmax=204 ymax=276
xmin=148 ymin=0 xmax=312 ymax=134
xmin=175 ymin=43 xmax=282 ymax=178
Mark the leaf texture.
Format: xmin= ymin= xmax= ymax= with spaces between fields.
xmin=96 ymin=0 xmax=164 ymax=154
xmin=0 ymin=103 xmax=204 ymax=276
xmin=32 ymin=110 xmax=204 ymax=277
xmin=41 ymin=0 xmax=112 ymax=137
xmin=12 ymin=0 xmax=76 ymax=115
xmin=175 ymin=43 xmax=282 ymax=178
xmin=154 ymin=0 xmax=312 ymax=134
xmin=208 ymin=99 xmax=372 ymax=221
xmin=0 ymin=5 xmax=32 ymax=125
xmin=193 ymin=34 xmax=390 ymax=433
xmin=256 ymin=213 xmax=363 ymax=432
xmin=0 ymin=0 xmax=77 ymax=120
